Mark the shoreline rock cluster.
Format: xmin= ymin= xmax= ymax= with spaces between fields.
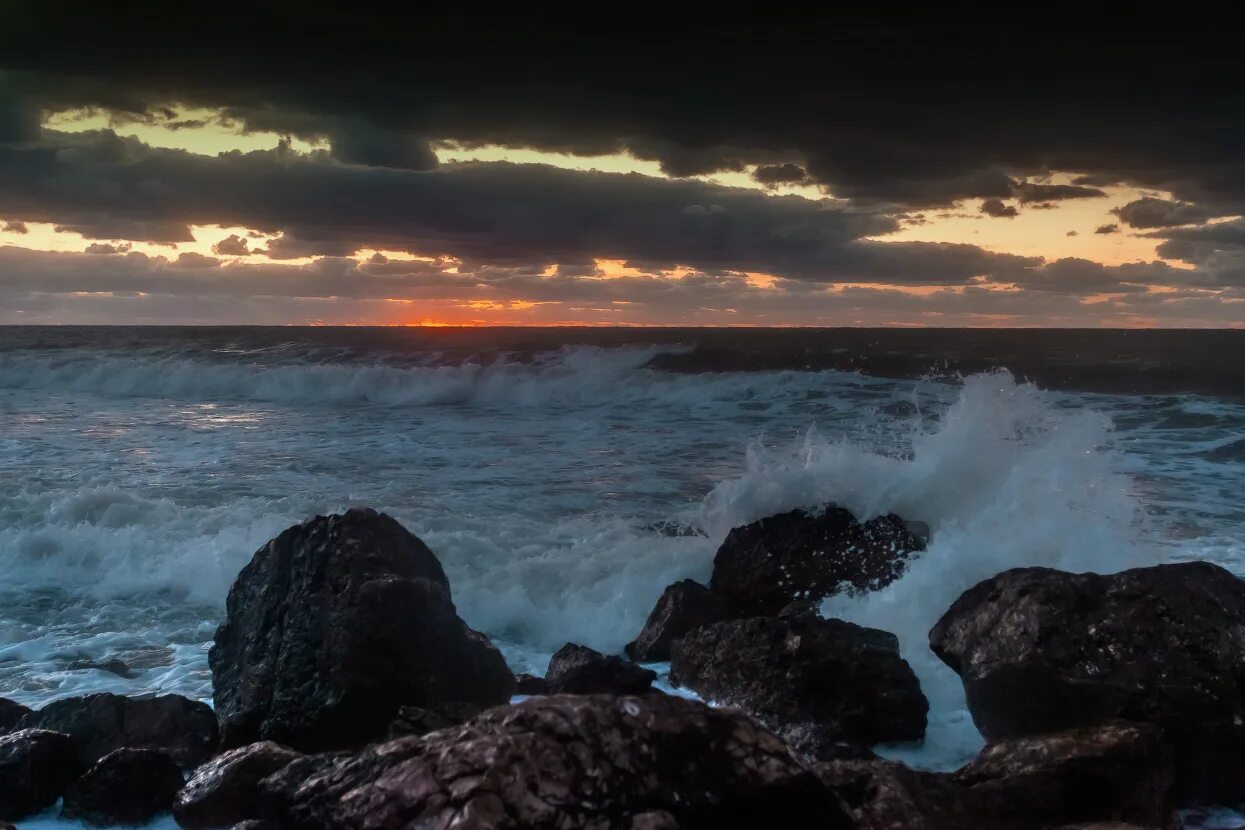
xmin=1 ymin=506 xmax=1243 ymax=829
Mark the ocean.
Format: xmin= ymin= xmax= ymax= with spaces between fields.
xmin=2 ymin=326 xmax=1244 ymax=827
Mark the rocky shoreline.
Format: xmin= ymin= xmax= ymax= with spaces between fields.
xmin=3 ymin=506 xmax=1244 ymax=828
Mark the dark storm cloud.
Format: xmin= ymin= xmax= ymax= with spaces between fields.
xmin=2 ymin=219 xmax=26 ymax=233
xmin=979 ymin=198 xmax=1019 ymax=218
xmin=1113 ymin=198 xmax=1220 ymax=229
xmin=0 ymin=128 xmax=1046 ymax=284
xmin=212 ymin=234 xmax=249 ymax=256
xmin=1011 ymin=182 xmax=1106 ymax=204
xmin=2 ymin=7 xmax=1241 ymax=214
xmin=1095 ymin=224 xmax=1120 ymax=234
xmin=753 ymin=164 xmax=813 ymax=188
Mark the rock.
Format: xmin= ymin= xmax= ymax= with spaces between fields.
xmin=778 ymin=723 xmax=878 ymax=763
xmin=61 ymin=748 xmax=185 ymax=826
xmin=513 ymin=673 xmax=550 ymax=695
xmin=0 ymin=698 xmax=31 ymax=734
xmin=953 ymin=721 xmax=1175 ymax=829
xmin=545 ymin=643 xmax=657 ymax=695
xmin=260 ymin=694 xmax=852 ymax=829
xmin=386 ymin=702 xmax=482 ymax=739
xmin=229 ymin=822 xmax=276 ymax=830
xmin=0 ymin=728 xmax=82 ymax=821
xmin=209 ymin=508 xmax=514 ymax=752
xmin=816 ymin=759 xmax=969 ymax=830
xmin=929 ymin=562 xmax=1245 ymax=800
xmin=625 ymin=579 xmax=732 ymax=662
xmin=710 ymin=506 xmax=925 ymax=616
xmin=174 ymin=741 xmax=303 ymax=829
xmin=66 ymin=657 xmax=135 ymax=678
xmin=670 ymin=614 xmax=927 ymax=744
xmin=19 ymin=692 xmax=219 ymax=768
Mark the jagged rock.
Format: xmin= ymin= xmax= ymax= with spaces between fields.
xmin=18 ymin=692 xmax=218 ymax=768
xmin=778 ymin=723 xmax=878 ymax=763
xmin=545 ymin=643 xmax=657 ymax=695
xmin=260 ymin=694 xmax=852 ymax=829
xmin=953 ymin=722 xmax=1176 ymax=829
xmin=386 ymin=702 xmax=482 ymax=739
xmin=66 ymin=657 xmax=135 ymax=678
xmin=710 ymin=506 xmax=925 ymax=616
xmin=174 ymin=741 xmax=303 ymax=829
xmin=0 ymin=729 xmax=82 ymax=821
xmin=514 ymin=673 xmax=550 ymax=695
xmin=625 ymin=580 xmax=732 ymax=662
xmin=670 ymin=614 xmax=927 ymax=744
xmin=209 ymin=508 xmax=514 ymax=752
xmin=929 ymin=562 xmax=1245 ymax=800
xmin=816 ymin=759 xmax=970 ymax=830
xmin=61 ymin=748 xmax=185 ymax=826
xmin=0 ymin=698 xmax=31 ymax=734
xmin=229 ymin=822 xmax=276 ymax=830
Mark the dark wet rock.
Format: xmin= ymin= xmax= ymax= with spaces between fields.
xmin=62 ymin=747 xmax=185 ymax=826
xmin=710 ymin=506 xmax=925 ymax=616
xmin=229 ymin=822 xmax=276 ymax=830
xmin=0 ymin=698 xmax=31 ymax=734
xmin=625 ymin=579 xmax=732 ymax=662
xmin=670 ymin=614 xmax=927 ymax=744
xmin=1 ymin=821 xmax=14 ymax=830
xmin=260 ymin=694 xmax=852 ymax=829
xmin=66 ymin=657 xmax=135 ymax=678
xmin=953 ymin=721 xmax=1176 ymax=829
xmin=19 ymin=692 xmax=218 ymax=769
xmin=513 ymin=672 xmax=550 ymax=695
xmin=545 ymin=643 xmax=658 ymax=695
xmin=0 ymin=728 xmax=82 ymax=821
xmin=929 ymin=562 xmax=1245 ymax=801
xmin=210 ymin=508 xmax=514 ymax=752
xmin=778 ymin=722 xmax=878 ymax=763
xmin=386 ymin=702 xmax=483 ymax=739
xmin=816 ymin=759 xmax=969 ymax=830
xmin=174 ymin=741 xmax=303 ymax=829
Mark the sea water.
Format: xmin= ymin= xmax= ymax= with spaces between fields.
xmin=1 ymin=327 xmax=1243 ymax=827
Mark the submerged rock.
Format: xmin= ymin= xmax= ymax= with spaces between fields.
xmin=625 ymin=579 xmax=732 ymax=662
xmin=260 ymin=694 xmax=852 ymax=829
xmin=513 ymin=672 xmax=550 ymax=696
xmin=929 ymin=562 xmax=1245 ymax=801
xmin=953 ymin=722 xmax=1175 ymax=829
xmin=174 ymin=741 xmax=303 ymax=829
xmin=710 ymin=506 xmax=925 ymax=616
xmin=386 ymin=702 xmax=483 ymax=739
xmin=19 ymin=692 xmax=218 ymax=768
xmin=670 ymin=614 xmax=927 ymax=744
xmin=0 ymin=728 xmax=82 ymax=821
xmin=210 ymin=508 xmax=514 ymax=752
xmin=66 ymin=656 xmax=136 ymax=679
xmin=545 ymin=643 xmax=658 ymax=695
xmin=61 ymin=748 xmax=185 ymax=826
xmin=0 ymin=698 xmax=31 ymax=734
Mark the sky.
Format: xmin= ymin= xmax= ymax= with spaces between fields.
xmin=0 ymin=8 xmax=1243 ymax=327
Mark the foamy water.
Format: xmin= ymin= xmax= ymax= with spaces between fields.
xmin=2 ymin=328 xmax=1243 ymax=827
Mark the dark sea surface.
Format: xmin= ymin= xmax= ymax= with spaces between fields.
xmin=2 ymin=326 xmax=1243 ymax=827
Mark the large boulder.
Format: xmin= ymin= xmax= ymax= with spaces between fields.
xmin=19 ymin=692 xmax=218 ymax=768
xmin=952 ymin=722 xmax=1176 ymax=829
xmin=815 ymin=760 xmax=969 ymax=830
xmin=670 ymin=614 xmax=927 ymax=744
xmin=545 ymin=643 xmax=657 ymax=695
xmin=174 ymin=742 xmax=303 ymax=829
xmin=929 ymin=562 xmax=1245 ymax=800
xmin=625 ymin=580 xmax=732 ymax=662
xmin=386 ymin=702 xmax=483 ymax=739
xmin=260 ymin=694 xmax=852 ymax=829
xmin=0 ymin=699 xmax=31 ymax=735
xmin=710 ymin=507 xmax=925 ymax=616
xmin=0 ymin=728 xmax=82 ymax=821
xmin=61 ymin=747 xmax=185 ymax=826
xmin=209 ymin=508 xmax=514 ymax=752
